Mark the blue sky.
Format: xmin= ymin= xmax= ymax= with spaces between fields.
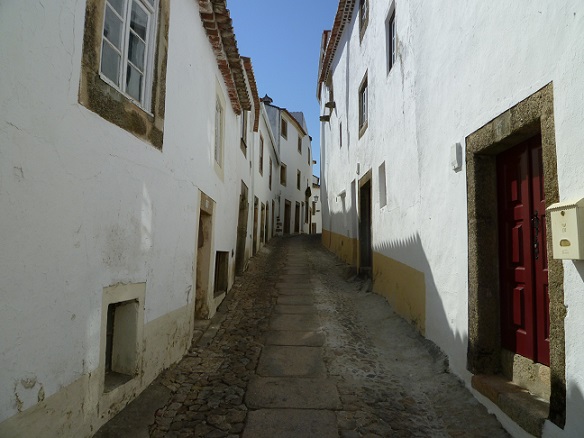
xmin=228 ymin=0 xmax=340 ymax=178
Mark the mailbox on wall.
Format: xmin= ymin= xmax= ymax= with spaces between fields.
xmin=547 ymin=198 xmax=584 ymax=260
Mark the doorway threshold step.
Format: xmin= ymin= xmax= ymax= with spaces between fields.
xmin=472 ymin=374 xmax=549 ymax=437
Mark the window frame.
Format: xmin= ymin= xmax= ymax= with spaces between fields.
xmin=281 ymin=118 xmax=288 ymax=139
xmin=379 ymin=161 xmax=387 ymax=208
xmin=387 ymin=9 xmax=397 ymax=74
xmin=296 ymin=170 xmax=301 ymax=191
xmin=214 ymin=95 xmax=224 ymax=169
xmin=280 ymin=163 xmax=287 ymax=186
xmin=358 ymin=73 xmax=368 ymax=137
xmin=99 ymin=0 xmax=158 ymax=111
xmin=359 ymin=0 xmax=369 ymax=40
xmin=79 ymin=0 xmax=169 ymax=149
xmin=259 ymin=134 xmax=264 ymax=175
xmin=240 ymin=110 xmax=248 ymax=156
xmin=269 ymin=157 xmax=273 ymax=190
xmin=298 ymin=136 xmax=302 ymax=154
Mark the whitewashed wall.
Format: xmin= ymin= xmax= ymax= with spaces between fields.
xmin=320 ymin=1 xmax=584 ymax=436
xmin=0 ymin=0 xmax=244 ymax=433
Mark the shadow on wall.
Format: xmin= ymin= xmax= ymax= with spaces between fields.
xmin=564 ymin=261 xmax=584 ymax=435
xmin=323 ymin=211 xmax=468 ymax=375
xmin=374 ymin=232 xmax=468 ymax=373
xmin=565 ymin=381 xmax=584 ymax=436
xmin=322 ymin=204 xmax=358 ymax=266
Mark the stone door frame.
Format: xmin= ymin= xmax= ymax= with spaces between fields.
xmin=465 ymin=83 xmax=566 ymax=427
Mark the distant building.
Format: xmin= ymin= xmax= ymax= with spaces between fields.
xmin=263 ymin=96 xmax=314 ymax=235
xmin=311 ymin=175 xmax=323 ymax=234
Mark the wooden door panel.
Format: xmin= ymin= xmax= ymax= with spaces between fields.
xmin=511 ymin=225 xmax=523 ymax=264
xmin=513 ymin=287 xmax=524 ymax=327
xmin=498 ymin=142 xmax=535 ymax=360
xmin=497 ymin=135 xmax=549 ymax=366
xmin=530 ymin=139 xmax=550 ymax=365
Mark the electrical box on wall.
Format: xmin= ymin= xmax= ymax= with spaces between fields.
xmin=547 ymin=198 xmax=584 ymax=260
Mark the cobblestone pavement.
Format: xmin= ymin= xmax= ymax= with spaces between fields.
xmin=100 ymin=235 xmax=509 ymax=437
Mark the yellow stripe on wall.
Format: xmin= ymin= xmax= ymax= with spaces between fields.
xmin=322 ymin=228 xmax=425 ymax=334
xmin=372 ymin=252 xmax=425 ymax=335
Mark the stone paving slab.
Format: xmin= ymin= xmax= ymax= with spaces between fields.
xmin=274 ymin=304 xmax=317 ymax=314
xmin=270 ymin=313 xmax=321 ymax=331
xmin=246 ymin=377 xmax=340 ymax=409
xmin=265 ymin=330 xmax=325 ymax=347
xmin=278 ymin=288 xmax=312 ymax=297
xmin=277 ymin=281 xmax=311 ymax=287
xmin=277 ymin=295 xmax=314 ymax=305
xmin=282 ymin=268 xmax=310 ymax=275
xmin=279 ymin=274 xmax=310 ymax=280
xmin=257 ymin=345 xmax=326 ymax=377
xmin=243 ymin=409 xmax=338 ymax=438
xmin=93 ymin=381 xmax=171 ymax=438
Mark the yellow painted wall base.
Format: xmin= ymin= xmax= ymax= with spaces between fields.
xmin=323 ymin=229 xmax=426 ymax=335
xmin=322 ymin=229 xmax=358 ymax=266
xmin=372 ymin=252 xmax=426 ymax=334
xmin=0 ymin=303 xmax=193 ymax=438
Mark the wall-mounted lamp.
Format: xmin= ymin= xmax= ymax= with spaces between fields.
xmin=325 ymin=101 xmax=336 ymax=109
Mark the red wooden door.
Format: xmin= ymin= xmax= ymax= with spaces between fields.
xmin=497 ymin=135 xmax=549 ymax=366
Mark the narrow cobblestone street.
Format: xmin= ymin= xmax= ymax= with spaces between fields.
xmin=97 ymin=235 xmax=509 ymax=438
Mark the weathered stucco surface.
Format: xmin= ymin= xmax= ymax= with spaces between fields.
xmin=318 ymin=1 xmax=584 ymax=436
xmin=0 ymin=0 xmax=282 ymax=434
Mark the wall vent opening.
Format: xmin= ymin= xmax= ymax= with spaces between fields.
xmin=104 ymin=299 xmax=139 ymax=392
xmin=214 ymin=251 xmax=229 ymax=297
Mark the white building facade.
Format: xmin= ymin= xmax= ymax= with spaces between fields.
xmin=263 ymin=98 xmax=315 ymax=235
xmin=318 ymin=0 xmax=584 ymax=436
xmin=0 ymin=0 xmax=284 ymax=436
xmin=311 ymin=175 xmax=323 ymax=234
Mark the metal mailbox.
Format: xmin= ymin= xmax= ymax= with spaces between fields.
xmin=547 ymin=198 xmax=584 ymax=260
